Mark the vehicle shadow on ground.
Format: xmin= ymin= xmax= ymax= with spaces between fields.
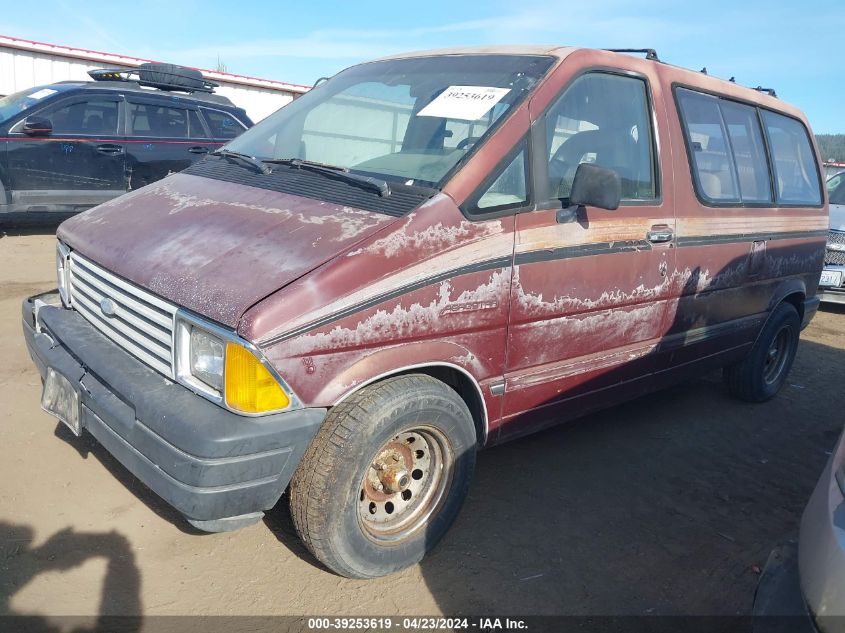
xmin=0 ymin=520 xmax=142 ymax=632
xmin=52 ymin=424 xmax=207 ymax=536
xmin=416 ymin=334 xmax=844 ymax=619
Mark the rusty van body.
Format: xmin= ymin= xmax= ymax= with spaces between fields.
xmin=22 ymin=46 xmax=828 ymax=578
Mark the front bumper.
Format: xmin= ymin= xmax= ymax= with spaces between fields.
xmin=22 ymin=291 xmax=325 ymax=532
xmin=819 ymin=264 xmax=845 ymax=305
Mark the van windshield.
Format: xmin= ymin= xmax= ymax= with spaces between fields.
xmin=225 ymin=54 xmax=555 ymax=187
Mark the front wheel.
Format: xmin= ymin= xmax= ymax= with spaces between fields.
xmin=289 ymin=374 xmax=476 ymax=578
xmin=723 ymin=302 xmax=800 ymax=402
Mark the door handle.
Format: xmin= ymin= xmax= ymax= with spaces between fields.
xmin=96 ymin=144 xmax=123 ymax=155
xmin=188 ymin=146 xmax=210 ymax=154
xmin=647 ymin=225 xmax=674 ymax=243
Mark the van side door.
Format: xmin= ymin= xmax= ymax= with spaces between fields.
xmin=125 ymin=97 xmax=213 ymax=189
xmin=664 ymin=88 xmax=824 ymax=374
xmin=5 ymin=94 xmax=125 ymax=211
xmin=499 ymin=68 xmax=675 ymax=441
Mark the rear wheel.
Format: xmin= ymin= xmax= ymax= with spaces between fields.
xmin=289 ymin=374 xmax=476 ymax=578
xmin=723 ymin=302 xmax=800 ymax=402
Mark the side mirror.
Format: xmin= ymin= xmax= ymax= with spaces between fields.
xmin=570 ymin=163 xmax=621 ymax=210
xmin=556 ymin=163 xmax=622 ymax=223
xmin=22 ymin=116 xmax=53 ymax=136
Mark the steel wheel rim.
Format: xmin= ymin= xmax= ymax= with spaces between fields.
xmin=763 ymin=325 xmax=791 ymax=385
xmin=358 ymin=426 xmax=453 ymax=543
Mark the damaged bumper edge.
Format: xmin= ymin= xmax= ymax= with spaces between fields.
xmin=22 ymin=291 xmax=325 ymax=532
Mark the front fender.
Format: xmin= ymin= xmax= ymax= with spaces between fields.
xmin=309 ymin=340 xmax=487 ymax=407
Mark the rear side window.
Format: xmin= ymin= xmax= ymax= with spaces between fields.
xmin=676 ymin=89 xmax=740 ymax=202
xmin=721 ymin=100 xmax=772 ymax=203
xmin=188 ymin=110 xmax=208 ymax=138
xmin=128 ymin=102 xmax=198 ymax=138
xmin=201 ymin=108 xmax=246 ymax=139
xmin=761 ymin=110 xmax=822 ymax=205
xmin=677 ymin=87 xmax=821 ymax=207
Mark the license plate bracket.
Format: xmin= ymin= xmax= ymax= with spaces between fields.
xmin=41 ymin=367 xmax=81 ymax=436
xmin=820 ymin=269 xmax=843 ymax=288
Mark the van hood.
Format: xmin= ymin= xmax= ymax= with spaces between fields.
xmin=831 ymin=204 xmax=845 ymax=230
xmin=57 ymin=173 xmax=399 ymax=328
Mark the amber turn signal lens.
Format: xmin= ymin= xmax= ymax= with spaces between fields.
xmin=224 ymin=343 xmax=290 ymax=413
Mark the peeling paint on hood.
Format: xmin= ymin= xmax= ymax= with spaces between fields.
xmin=57 ymin=173 xmax=399 ymax=328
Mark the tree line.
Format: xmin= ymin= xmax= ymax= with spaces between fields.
xmin=816 ymin=134 xmax=845 ymax=163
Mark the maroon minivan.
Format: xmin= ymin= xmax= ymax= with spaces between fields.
xmin=23 ymin=46 xmax=828 ymax=578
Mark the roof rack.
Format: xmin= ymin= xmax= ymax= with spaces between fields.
xmin=88 ymin=63 xmax=219 ymax=94
xmin=754 ymin=86 xmax=778 ymax=98
xmin=604 ymin=48 xmax=659 ymax=61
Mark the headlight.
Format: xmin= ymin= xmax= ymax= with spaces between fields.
xmin=174 ymin=313 xmax=295 ymax=415
xmin=56 ymin=242 xmax=71 ymax=307
xmin=190 ymin=327 xmax=224 ymax=391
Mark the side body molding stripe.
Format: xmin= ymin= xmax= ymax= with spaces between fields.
xmin=258 ymin=229 xmax=825 ymax=346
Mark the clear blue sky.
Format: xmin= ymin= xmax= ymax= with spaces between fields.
xmin=2 ymin=0 xmax=843 ymax=132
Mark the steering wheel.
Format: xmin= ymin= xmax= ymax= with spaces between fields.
xmin=456 ymin=137 xmax=482 ymax=150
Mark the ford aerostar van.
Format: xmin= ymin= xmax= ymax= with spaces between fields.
xmin=22 ymin=46 xmax=828 ymax=578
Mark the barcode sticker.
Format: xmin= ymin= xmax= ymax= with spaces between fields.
xmin=417 ymin=86 xmax=510 ymax=121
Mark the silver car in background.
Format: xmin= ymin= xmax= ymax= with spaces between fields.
xmin=820 ymin=174 xmax=845 ymax=304
xmin=799 ymin=425 xmax=845 ymax=632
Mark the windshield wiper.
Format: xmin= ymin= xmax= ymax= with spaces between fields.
xmin=211 ymin=149 xmax=271 ymax=175
xmin=266 ymin=158 xmax=391 ymax=197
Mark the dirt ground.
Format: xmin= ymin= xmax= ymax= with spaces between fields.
xmin=1 ymin=229 xmax=844 ymax=623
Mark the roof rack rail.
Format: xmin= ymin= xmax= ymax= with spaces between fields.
xmin=604 ymin=48 xmax=659 ymax=61
xmin=88 ymin=63 xmax=219 ymax=94
xmin=754 ymin=86 xmax=778 ymax=98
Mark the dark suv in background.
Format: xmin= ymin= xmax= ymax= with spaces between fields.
xmin=0 ymin=63 xmax=253 ymax=216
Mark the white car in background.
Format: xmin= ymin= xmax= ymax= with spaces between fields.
xmin=820 ymin=174 xmax=845 ymax=304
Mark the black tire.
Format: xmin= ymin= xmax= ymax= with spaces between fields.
xmin=723 ymin=302 xmax=800 ymax=402
xmin=289 ymin=374 xmax=476 ymax=578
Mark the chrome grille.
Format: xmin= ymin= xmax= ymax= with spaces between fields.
xmin=827 ymin=230 xmax=845 ymax=266
xmin=68 ymin=252 xmax=177 ymax=378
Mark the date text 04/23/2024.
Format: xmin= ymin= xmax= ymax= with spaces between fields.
xmin=306 ymin=617 xmax=528 ymax=630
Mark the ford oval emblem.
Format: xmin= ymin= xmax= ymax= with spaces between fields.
xmin=100 ymin=298 xmax=117 ymax=317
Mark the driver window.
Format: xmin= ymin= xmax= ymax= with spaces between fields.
xmin=545 ymin=73 xmax=656 ymax=202
xmin=43 ymin=99 xmax=119 ymax=135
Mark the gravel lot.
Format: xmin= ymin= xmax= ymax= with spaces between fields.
xmin=1 ymin=229 xmax=844 ymax=623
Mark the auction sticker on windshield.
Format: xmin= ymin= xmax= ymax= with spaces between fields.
xmin=417 ymin=86 xmax=510 ymax=121
xmin=28 ymin=88 xmax=58 ymax=100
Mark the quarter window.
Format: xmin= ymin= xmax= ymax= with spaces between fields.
xmin=201 ymin=108 xmax=246 ymax=139
xmin=545 ymin=73 xmax=657 ymax=202
xmin=761 ymin=110 xmax=822 ymax=205
xmin=476 ymin=149 xmax=528 ymax=211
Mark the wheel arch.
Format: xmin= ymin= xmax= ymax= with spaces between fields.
xmin=333 ymin=361 xmax=489 ymax=448
xmin=753 ymin=280 xmax=807 ymax=348
xmin=767 ymin=278 xmax=807 ymax=322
